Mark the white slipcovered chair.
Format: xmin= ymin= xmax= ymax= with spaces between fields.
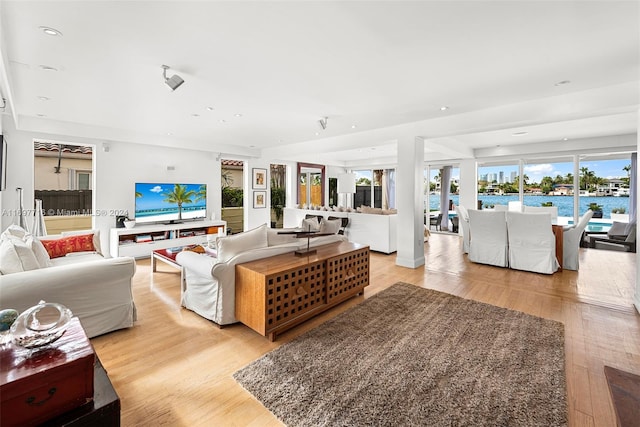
xmin=493 ymin=204 xmax=508 ymax=212
xmin=506 ymin=212 xmax=559 ymax=274
xmin=468 ymin=209 xmax=508 ymax=267
xmin=523 ymin=205 xmax=559 ymax=223
xmin=562 ymin=209 xmax=594 ymax=271
xmin=454 ymin=205 xmax=470 ymax=254
xmin=508 ymin=201 xmax=522 ymax=212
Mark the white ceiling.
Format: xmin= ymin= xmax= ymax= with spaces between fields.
xmin=0 ymin=1 xmax=638 ymax=166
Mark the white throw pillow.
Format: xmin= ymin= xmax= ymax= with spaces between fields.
xmin=0 ymin=239 xmax=23 ymax=274
xmin=217 ymin=224 xmax=268 ymax=262
xmin=61 ymin=229 xmax=102 ymax=255
xmin=1 ymin=224 xmax=29 ymax=241
xmin=319 ymin=218 xmax=341 ymax=234
xmin=301 ymin=218 xmax=320 ymax=232
xmin=26 ymin=236 xmax=52 ymax=268
xmin=0 ymin=237 xmax=40 ymax=274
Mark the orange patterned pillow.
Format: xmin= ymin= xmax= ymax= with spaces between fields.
xmin=41 ymin=234 xmax=96 ymax=258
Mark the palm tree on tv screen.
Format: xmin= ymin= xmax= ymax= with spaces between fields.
xmin=195 ymin=185 xmax=206 ymax=203
xmin=163 ymin=184 xmax=195 ymax=220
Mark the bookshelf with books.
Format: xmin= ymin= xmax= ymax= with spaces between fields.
xmin=110 ymin=220 xmax=226 ymax=258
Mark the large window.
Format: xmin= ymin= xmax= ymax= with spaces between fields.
xmin=353 ymin=168 xmax=395 ymax=209
xmin=579 ymin=154 xmax=631 ymax=219
xmin=477 ymin=161 xmax=519 ymax=209
xmin=522 ymin=157 xmax=574 ymax=219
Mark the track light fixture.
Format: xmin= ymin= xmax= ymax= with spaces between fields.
xmin=318 ymin=116 xmax=328 ymax=130
xmin=161 ymin=65 xmax=185 ymax=91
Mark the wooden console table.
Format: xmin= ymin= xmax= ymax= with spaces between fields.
xmin=235 ymin=241 xmax=370 ymax=341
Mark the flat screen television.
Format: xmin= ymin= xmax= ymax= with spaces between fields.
xmin=135 ymin=183 xmax=206 ymax=224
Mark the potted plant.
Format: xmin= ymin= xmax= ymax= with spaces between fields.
xmin=588 ymin=202 xmax=603 ymax=218
xmin=611 ymin=207 xmax=629 ymax=222
xmin=270 ymin=186 xmax=286 ymax=228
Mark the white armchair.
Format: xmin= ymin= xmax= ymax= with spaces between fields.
xmin=562 ymin=210 xmax=594 ymax=270
xmin=468 ymin=210 xmax=508 ymax=267
xmin=507 ymin=212 xmax=559 ymax=274
xmin=454 ymin=205 xmax=470 ymax=254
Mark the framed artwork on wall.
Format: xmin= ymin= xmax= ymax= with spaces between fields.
xmin=252 ymin=168 xmax=267 ymax=189
xmin=253 ymin=191 xmax=266 ymax=208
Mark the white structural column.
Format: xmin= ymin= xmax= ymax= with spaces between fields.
xmin=396 ymin=136 xmax=425 ymax=268
xmin=458 ymin=159 xmax=477 ymax=213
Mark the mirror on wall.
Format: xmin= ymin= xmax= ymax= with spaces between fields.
xmin=297 ymin=162 xmax=325 ymax=206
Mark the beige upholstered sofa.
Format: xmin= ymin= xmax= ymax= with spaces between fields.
xmin=176 ymin=223 xmax=346 ymax=326
xmin=0 ymin=225 xmax=136 ymax=338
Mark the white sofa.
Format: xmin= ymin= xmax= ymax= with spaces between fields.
xmin=0 ymin=225 xmax=137 ymax=338
xmin=283 ymin=207 xmax=397 ymax=253
xmin=176 ymin=223 xmax=346 ymax=326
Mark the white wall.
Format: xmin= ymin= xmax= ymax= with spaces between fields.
xmin=1 ymin=118 xmax=222 ymax=256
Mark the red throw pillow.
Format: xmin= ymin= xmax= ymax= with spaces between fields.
xmin=41 ymin=234 xmax=96 ymax=258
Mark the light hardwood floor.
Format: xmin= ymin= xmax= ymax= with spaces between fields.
xmin=91 ymin=233 xmax=640 ymax=426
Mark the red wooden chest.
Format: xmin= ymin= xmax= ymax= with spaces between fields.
xmin=0 ymin=317 xmax=95 ymax=427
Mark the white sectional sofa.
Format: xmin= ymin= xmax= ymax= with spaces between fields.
xmin=176 ymin=223 xmax=346 ymax=326
xmin=0 ymin=225 xmax=137 ymax=338
xmin=283 ymin=207 xmax=397 ymax=254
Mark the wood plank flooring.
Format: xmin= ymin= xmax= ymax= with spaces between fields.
xmin=91 ymin=233 xmax=640 ymax=426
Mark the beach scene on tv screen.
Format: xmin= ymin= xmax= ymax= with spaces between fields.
xmin=135 ymin=183 xmax=206 ymax=223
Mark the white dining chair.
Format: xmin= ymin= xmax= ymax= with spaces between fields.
xmin=562 ymin=209 xmax=594 ymax=270
xmin=523 ymin=205 xmax=559 ymax=223
xmin=455 ymin=205 xmax=470 ymax=254
xmin=468 ymin=209 xmax=508 ymax=267
xmin=507 ymin=212 xmax=559 ymax=274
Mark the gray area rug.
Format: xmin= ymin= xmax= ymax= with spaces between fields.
xmin=234 ymin=282 xmax=567 ymax=426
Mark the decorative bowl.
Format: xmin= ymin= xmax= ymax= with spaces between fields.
xmin=10 ymin=301 xmax=72 ymax=348
xmin=124 ymin=220 xmax=136 ymax=229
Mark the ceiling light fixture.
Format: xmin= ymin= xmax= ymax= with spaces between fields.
xmin=161 ymin=65 xmax=185 ymax=91
xmin=318 ymin=116 xmax=328 ymax=130
xmin=37 ymin=96 xmax=50 ymax=101
xmin=191 ymin=114 xmax=200 ymax=117
xmin=554 ymin=80 xmax=571 ymax=86
xmin=206 ymin=106 xmax=214 ymax=111
xmin=39 ymin=65 xmax=58 ymax=71
xmin=234 ymin=113 xmax=242 ymax=118
xmin=440 ymin=106 xmax=449 ymax=111
xmin=351 ymin=124 xmax=357 ymax=129
xmin=39 ymin=26 xmax=62 ymax=36
xmin=512 ymin=131 xmax=528 ymax=136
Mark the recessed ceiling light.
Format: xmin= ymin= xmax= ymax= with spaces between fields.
xmin=512 ymin=131 xmax=528 ymax=136
xmin=249 ymin=145 xmax=256 ymax=148
xmin=439 ymin=106 xmax=449 ymax=111
xmin=219 ymin=119 xmax=226 ymax=123
xmin=206 ymin=106 xmax=214 ymax=111
xmin=351 ymin=124 xmax=357 ymax=129
xmin=39 ymin=65 xmax=58 ymax=71
xmin=192 ymin=114 xmax=200 ymax=117
xmin=234 ymin=113 xmax=242 ymax=118
xmin=315 ymin=132 xmax=320 ymax=136
xmin=37 ymin=96 xmax=50 ymax=101
xmin=39 ymin=26 xmax=62 ymax=36
xmin=167 ymin=132 xmax=173 ymax=136
xmin=554 ymin=80 xmax=571 ymax=86
xmin=562 ymin=137 xmax=569 ymax=141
